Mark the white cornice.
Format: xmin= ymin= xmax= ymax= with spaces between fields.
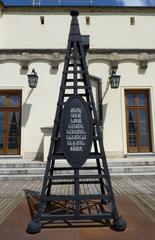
xmin=0 ymin=49 xmax=154 ymax=70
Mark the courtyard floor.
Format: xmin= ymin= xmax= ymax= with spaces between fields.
xmin=0 ymin=176 xmax=155 ymax=240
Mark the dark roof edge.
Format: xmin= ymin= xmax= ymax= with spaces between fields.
xmin=1 ymin=5 xmax=155 ymax=14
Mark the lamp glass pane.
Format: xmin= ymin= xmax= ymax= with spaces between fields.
xmin=110 ymin=75 xmax=120 ymax=88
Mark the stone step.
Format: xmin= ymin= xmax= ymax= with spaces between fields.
xmin=0 ymin=158 xmax=155 ymax=179
xmin=0 ymin=158 xmax=155 ymax=168
xmin=0 ymin=165 xmax=155 ymax=173
xmin=0 ymin=162 xmax=46 ymax=169
xmin=108 ymin=158 xmax=155 ymax=167
xmin=0 ymin=175 xmax=44 ymax=180
xmin=0 ymin=170 xmax=155 ymax=180
xmin=109 ymin=165 xmax=155 ymax=173
xmin=0 ymin=165 xmax=155 ymax=177
xmin=0 ymin=168 xmax=46 ymax=175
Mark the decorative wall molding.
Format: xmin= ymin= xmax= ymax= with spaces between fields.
xmin=1 ymin=49 xmax=155 ymax=70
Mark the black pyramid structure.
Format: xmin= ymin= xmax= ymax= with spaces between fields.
xmin=27 ymin=10 xmax=126 ymax=234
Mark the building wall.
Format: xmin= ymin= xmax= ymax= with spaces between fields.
xmin=0 ymin=7 xmax=155 ymax=159
xmin=89 ymin=62 xmax=155 ymax=157
xmin=0 ymin=11 xmax=155 ymax=49
xmin=1 ymin=60 xmax=155 ymax=159
xmin=0 ymin=61 xmax=63 ymax=159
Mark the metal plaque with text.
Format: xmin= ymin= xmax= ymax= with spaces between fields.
xmin=60 ymin=96 xmax=93 ymax=168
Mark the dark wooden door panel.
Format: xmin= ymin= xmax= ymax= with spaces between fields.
xmin=0 ymin=90 xmax=21 ymax=155
xmin=0 ymin=111 xmax=5 ymax=154
xmin=125 ymin=90 xmax=151 ymax=153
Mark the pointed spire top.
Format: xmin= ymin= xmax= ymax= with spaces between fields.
xmin=69 ymin=10 xmax=80 ymax=37
xmin=70 ymin=10 xmax=79 ymax=17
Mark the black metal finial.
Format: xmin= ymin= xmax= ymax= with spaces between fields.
xmin=70 ymin=10 xmax=79 ymax=17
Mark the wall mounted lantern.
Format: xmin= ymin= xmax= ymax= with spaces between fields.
xmin=109 ymin=67 xmax=120 ymax=89
xmin=27 ymin=69 xmax=39 ymax=88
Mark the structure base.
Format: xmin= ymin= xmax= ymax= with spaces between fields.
xmin=112 ymin=217 xmax=127 ymax=231
xmin=26 ymin=220 xmax=42 ymax=234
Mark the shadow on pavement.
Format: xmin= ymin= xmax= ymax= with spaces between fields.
xmin=23 ymin=189 xmax=112 ymax=229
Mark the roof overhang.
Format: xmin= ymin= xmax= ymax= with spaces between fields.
xmin=1 ymin=4 xmax=155 ymax=14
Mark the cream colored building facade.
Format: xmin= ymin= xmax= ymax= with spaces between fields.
xmin=0 ymin=2 xmax=155 ymax=160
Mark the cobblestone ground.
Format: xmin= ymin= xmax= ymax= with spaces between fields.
xmin=0 ymin=176 xmax=155 ymax=224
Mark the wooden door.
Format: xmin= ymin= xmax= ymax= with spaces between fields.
xmin=125 ymin=90 xmax=152 ymax=153
xmin=0 ymin=90 xmax=22 ymax=155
